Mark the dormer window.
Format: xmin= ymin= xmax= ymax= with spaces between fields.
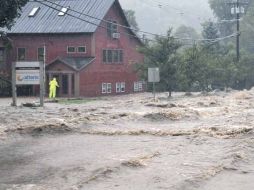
xmin=28 ymin=7 xmax=40 ymax=17
xmin=58 ymin=7 xmax=69 ymax=16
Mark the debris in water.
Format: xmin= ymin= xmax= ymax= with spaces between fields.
xmin=122 ymin=152 xmax=160 ymax=167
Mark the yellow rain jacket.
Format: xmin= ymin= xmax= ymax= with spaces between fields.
xmin=49 ymin=78 xmax=59 ymax=98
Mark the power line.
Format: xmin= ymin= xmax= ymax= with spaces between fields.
xmin=35 ymin=0 xmax=145 ymax=41
xmin=217 ymin=18 xmax=242 ymax=24
xmin=35 ymin=0 xmax=235 ymax=43
xmin=34 ymin=0 xmax=237 ymax=45
xmin=141 ymin=0 xmax=208 ymax=22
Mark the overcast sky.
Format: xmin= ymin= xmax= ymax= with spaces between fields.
xmin=119 ymin=0 xmax=214 ymax=36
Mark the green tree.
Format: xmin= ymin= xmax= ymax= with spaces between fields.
xmin=240 ymin=0 xmax=254 ymax=53
xmin=137 ymin=29 xmax=181 ymax=97
xmin=178 ymin=44 xmax=200 ymax=92
xmin=208 ymin=0 xmax=235 ymax=37
xmin=201 ymin=20 xmax=220 ymax=53
xmin=0 ymin=0 xmax=29 ymax=29
xmin=174 ymin=25 xmax=200 ymax=49
xmin=124 ymin=10 xmax=139 ymax=31
xmin=174 ymin=25 xmax=200 ymax=40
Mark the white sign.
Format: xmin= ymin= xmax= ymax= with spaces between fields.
xmin=12 ymin=61 xmax=45 ymax=107
xmin=231 ymin=6 xmax=245 ymax=15
xmin=16 ymin=70 xmax=40 ymax=85
xmin=16 ymin=61 xmax=40 ymax=68
xmin=15 ymin=61 xmax=41 ymax=85
xmin=148 ymin=68 xmax=160 ymax=83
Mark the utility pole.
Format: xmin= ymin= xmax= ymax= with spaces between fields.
xmin=236 ymin=0 xmax=240 ymax=61
xmin=229 ymin=0 xmax=248 ymax=62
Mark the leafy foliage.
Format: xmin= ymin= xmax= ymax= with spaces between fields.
xmin=124 ymin=10 xmax=140 ymax=31
xmin=136 ymin=29 xmax=181 ymax=96
xmin=137 ymin=21 xmax=254 ymax=93
xmin=0 ymin=0 xmax=29 ymax=29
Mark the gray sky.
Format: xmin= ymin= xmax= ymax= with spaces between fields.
xmin=119 ymin=0 xmax=214 ymax=36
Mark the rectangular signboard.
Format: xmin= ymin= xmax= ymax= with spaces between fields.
xmin=12 ymin=61 xmax=44 ymax=107
xmin=15 ymin=61 xmax=41 ymax=85
xmin=16 ymin=70 xmax=40 ymax=85
xmin=16 ymin=61 xmax=40 ymax=68
xmin=148 ymin=68 xmax=160 ymax=83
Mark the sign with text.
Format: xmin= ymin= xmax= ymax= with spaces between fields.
xmin=15 ymin=62 xmax=40 ymax=85
xmin=16 ymin=70 xmax=40 ymax=85
xmin=12 ymin=61 xmax=45 ymax=107
xmin=148 ymin=68 xmax=160 ymax=83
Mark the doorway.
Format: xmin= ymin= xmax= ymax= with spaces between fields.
xmin=47 ymin=73 xmax=75 ymax=97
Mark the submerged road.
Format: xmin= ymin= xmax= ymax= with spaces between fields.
xmin=1 ymin=91 xmax=254 ymax=189
xmin=0 ymin=131 xmax=253 ymax=190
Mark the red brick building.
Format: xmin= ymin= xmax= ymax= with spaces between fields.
xmin=0 ymin=0 xmax=144 ymax=97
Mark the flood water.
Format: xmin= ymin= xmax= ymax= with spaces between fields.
xmin=0 ymin=131 xmax=253 ymax=190
xmin=1 ymin=92 xmax=254 ymax=189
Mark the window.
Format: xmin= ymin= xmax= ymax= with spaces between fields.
xmin=107 ymin=83 xmax=112 ymax=93
xmin=77 ymin=46 xmax=86 ymax=53
xmin=38 ymin=47 xmax=45 ymax=62
xmin=58 ymin=7 xmax=69 ymax=16
xmin=102 ymin=83 xmax=107 ymax=94
xmin=103 ymin=50 xmax=123 ymax=64
xmin=0 ymin=48 xmax=4 ymax=62
xmin=113 ymin=51 xmax=118 ymax=62
xmin=116 ymin=82 xmax=125 ymax=93
xmin=0 ymin=48 xmax=4 ymax=66
xmin=102 ymin=83 xmax=112 ymax=94
xmin=121 ymin=82 xmax=125 ymax=92
xmin=67 ymin=46 xmax=75 ymax=53
xmin=107 ymin=20 xmax=117 ymax=37
xmin=134 ymin=81 xmax=143 ymax=92
xmin=108 ymin=50 xmax=112 ymax=62
xmin=17 ymin=48 xmax=26 ymax=61
xmin=138 ymin=82 xmax=143 ymax=91
xmin=116 ymin=83 xmax=121 ymax=93
xmin=29 ymin=7 xmax=40 ymax=17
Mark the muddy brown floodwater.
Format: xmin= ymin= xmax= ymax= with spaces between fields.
xmin=0 ymin=91 xmax=254 ymax=190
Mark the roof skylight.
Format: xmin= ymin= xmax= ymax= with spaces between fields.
xmin=28 ymin=7 xmax=40 ymax=17
xmin=58 ymin=7 xmax=69 ymax=16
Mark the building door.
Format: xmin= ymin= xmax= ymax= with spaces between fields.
xmin=47 ymin=73 xmax=75 ymax=97
xmin=61 ymin=74 xmax=68 ymax=95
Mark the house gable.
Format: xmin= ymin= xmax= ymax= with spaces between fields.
xmin=46 ymin=57 xmax=95 ymax=71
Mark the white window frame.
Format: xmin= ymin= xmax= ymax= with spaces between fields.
xmin=116 ymin=82 xmax=121 ymax=93
xmin=107 ymin=83 xmax=112 ymax=93
xmin=77 ymin=46 xmax=86 ymax=53
xmin=102 ymin=83 xmax=107 ymax=94
xmin=121 ymin=82 xmax=125 ymax=92
xmin=134 ymin=81 xmax=143 ymax=92
xmin=102 ymin=49 xmax=123 ymax=64
xmin=134 ymin=82 xmax=139 ymax=92
xmin=67 ymin=46 xmax=76 ymax=54
xmin=138 ymin=81 xmax=143 ymax=91
xmin=102 ymin=83 xmax=112 ymax=94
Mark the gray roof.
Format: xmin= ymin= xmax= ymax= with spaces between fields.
xmin=6 ymin=0 xmax=115 ymax=34
xmin=49 ymin=57 xmax=95 ymax=71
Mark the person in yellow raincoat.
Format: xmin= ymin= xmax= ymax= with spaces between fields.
xmin=49 ymin=78 xmax=59 ymax=99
